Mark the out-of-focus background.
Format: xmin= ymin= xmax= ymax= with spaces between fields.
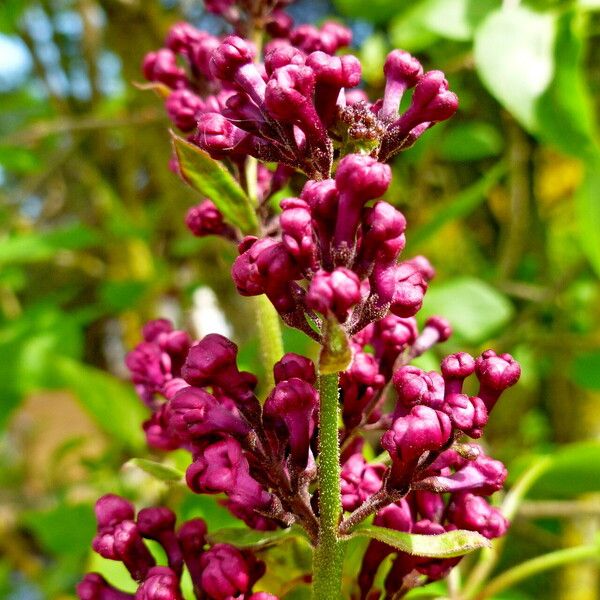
xmin=1 ymin=0 xmax=600 ymax=598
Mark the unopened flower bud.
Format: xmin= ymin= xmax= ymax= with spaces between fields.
xmin=475 ymin=350 xmax=521 ymax=411
xmin=263 ymin=378 xmax=318 ymax=469
xmin=273 ymin=353 xmax=316 ymax=384
xmin=77 ymin=573 xmax=133 ymax=600
xmin=135 ymin=566 xmax=183 ymax=600
xmin=306 ymin=268 xmax=361 ymax=322
xmin=449 ymin=493 xmax=508 ymax=539
xmin=379 ymin=50 xmax=423 ymax=121
xmin=340 ymin=454 xmax=385 ymax=511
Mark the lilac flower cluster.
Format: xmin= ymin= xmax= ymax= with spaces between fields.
xmin=79 ymin=1 xmax=520 ymax=597
xmin=126 ymin=323 xmax=320 ymax=535
xmin=232 ymin=153 xmax=438 ymax=339
xmin=143 ymin=19 xmax=456 ymax=179
xmin=78 ymin=494 xmax=277 ymax=600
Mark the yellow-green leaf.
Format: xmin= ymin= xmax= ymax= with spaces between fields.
xmin=171 ymin=132 xmax=258 ymax=234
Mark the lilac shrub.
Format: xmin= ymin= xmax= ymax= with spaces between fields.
xmin=79 ymin=1 xmax=520 ymax=598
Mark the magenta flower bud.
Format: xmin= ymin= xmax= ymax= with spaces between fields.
xmin=442 ymin=393 xmax=488 ymax=438
xmin=410 ymin=315 xmax=452 ymax=357
xmin=165 ymin=90 xmax=204 ymax=132
xmin=185 ymin=200 xmax=232 ymax=239
xmin=372 ymin=315 xmax=418 ymax=360
xmin=340 ymin=454 xmax=385 ymax=511
xmin=389 ymin=260 xmax=430 ymax=318
xmin=165 ymin=22 xmax=206 ymax=54
xmin=273 ymin=353 xmax=316 ymax=384
xmin=441 ymin=352 xmax=476 ymax=396
xmin=247 ymin=594 xmax=280 ymax=600
xmin=392 ymin=366 xmax=444 ymax=410
xmin=95 ymin=495 xmax=135 ymax=530
xmin=280 ymin=197 xmax=317 ymax=270
xmin=393 ymin=70 xmax=459 ymax=135
xmin=265 ymin=45 xmax=305 ymax=76
xmin=182 ymin=333 xmax=258 ymax=410
xmin=382 ymin=405 xmax=452 ymax=484
xmin=204 ymin=0 xmax=236 ymax=16
xmin=194 ymin=112 xmax=252 ymax=159
xmin=305 ymin=51 xmax=362 ymax=125
xmin=177 ymin=519 xmax=207 ymax=590
xmin=266 ymin=9 xmax=294 ymax=38
xmin=186 ymin=438 xmax=272 ymax=511
xmin=199 ymin=544 xmax=254 ymax=600
xmin=210 ymin=36 xmax=267 ymax=104
xmin=222 ymin=499 xmax=278 ymax=531
xmin=125 ymin=343 xmax=170 ymax=407
xmin=77 ymin=573 xmax=134 ymax=600
xmin=475 ymin=350 xmax=521 ymax=411
xmin=301 ymin=179 xmax=339 ymax=266
xmin=379 ymin=50 xmax=423 ymax=121
xmin=306 ymin=268 xmax=361 ymax=322
xmin=263 ymin=378 xmax=318 ymax=469
xmin=135 ymin=566 xmax=183 ymax=600
xmin=143 ymin=405 xmax=182 ymax=451
xmin=333 ymin=155 xmax=391 ymax=251
xmin=210 ymin=36 xmax=254 ymax=80
xmin=94 ymin=521 xmax=156 ymax=582
xmin=265 ymin=65 xmax=326 ymax=147
xmin=137 ymin=508 xmax=182 ymax=576
xmin=231 ymin=237 xmax=300 ymax=314
xmin=142 ymin=319 xmax=173 ymax=342
xmin=360 ymin=202 xmax=406 ymax=265
xmin=189 ymin=35 xmax=222 ymax=80
xmin=449 ymin=493 xmax=508 ymax=539
xmin=421 ymin=447 xmax=506 ymax=494
xmin=321 ymin=21 xmax=353 ymax=49
xmin=290 ymin=24 xmax=335 ymax=54
xmin=142 ymin=49 xmax=186 ymax=89
xmin=167 ymin=386 xmax=250 ymax=441
xmin=341 ymin=350 xmax=385 ymax=429
xmin=415 ymin=490 xmax=445 ymax=522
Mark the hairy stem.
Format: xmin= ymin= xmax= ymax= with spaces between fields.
xmin=312 ymin=371 xmax=345 ymax=599
xmin=253 ymin=295 xmax=284 ymax=393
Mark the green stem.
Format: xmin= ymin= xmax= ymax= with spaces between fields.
xmin=476 ymin=544 xmax=600 ymax=599
xmin=253 ymin=295 xmax=284 ymax=393
xmin=312 ymin=371 xmax=345 ymax=599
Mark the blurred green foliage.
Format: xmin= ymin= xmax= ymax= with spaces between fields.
xmin=1 ymin=0 xmax=600 ymax=598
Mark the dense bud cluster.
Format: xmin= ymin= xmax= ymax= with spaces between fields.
xmin=78 ymin=495 xmax=275 ymax=600
xmin=143 ymin=16 xmax=456 ymax=179
xmin=80 ymin=1 xmax=519 ymax=597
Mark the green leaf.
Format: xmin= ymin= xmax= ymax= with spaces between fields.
xmin=21 ymin=503 xmax=95 ymax=557
xmin=535 ymin=11 xmax=598 ymax=160
xmin=320 ymin=318 xmax=352 ymax=374
xmin=510 ymin=442 xmax=600 ymax=498
xmin=474 ymin=6 xmax=555 ymax=132
xmin=207 ymin=527 xmax=302 ymax=549
xmin=570 ymin=350 xmax=600 ymax=390
xmin=420 ymin=277 xmax=514 ymax=344
xmin=409 ymin=161 xmax=507 ymax=249
xmin=439 ymin=122 xmax=504 ymax=161
xmin=125 ymin=458 xmax=184 ymax=482
xmin=419 ymin=0 xmax=500 ymax=41
xmin=54 ymin=356 xmax=146 ymax=451
xmin=0 ymin=225 xmax=100 ymax=266
xmin=390 ymin=3 xmax=440 ymax=52
xmin=351 ymin=524 xmax=490 ymax=557
xmin=171 ymin=133 xmax=258 ymax=234
xmin=333 ymin=0 xmax=404 ymax=24
xmin=575 ymin=157 xmax=600 ymax=278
